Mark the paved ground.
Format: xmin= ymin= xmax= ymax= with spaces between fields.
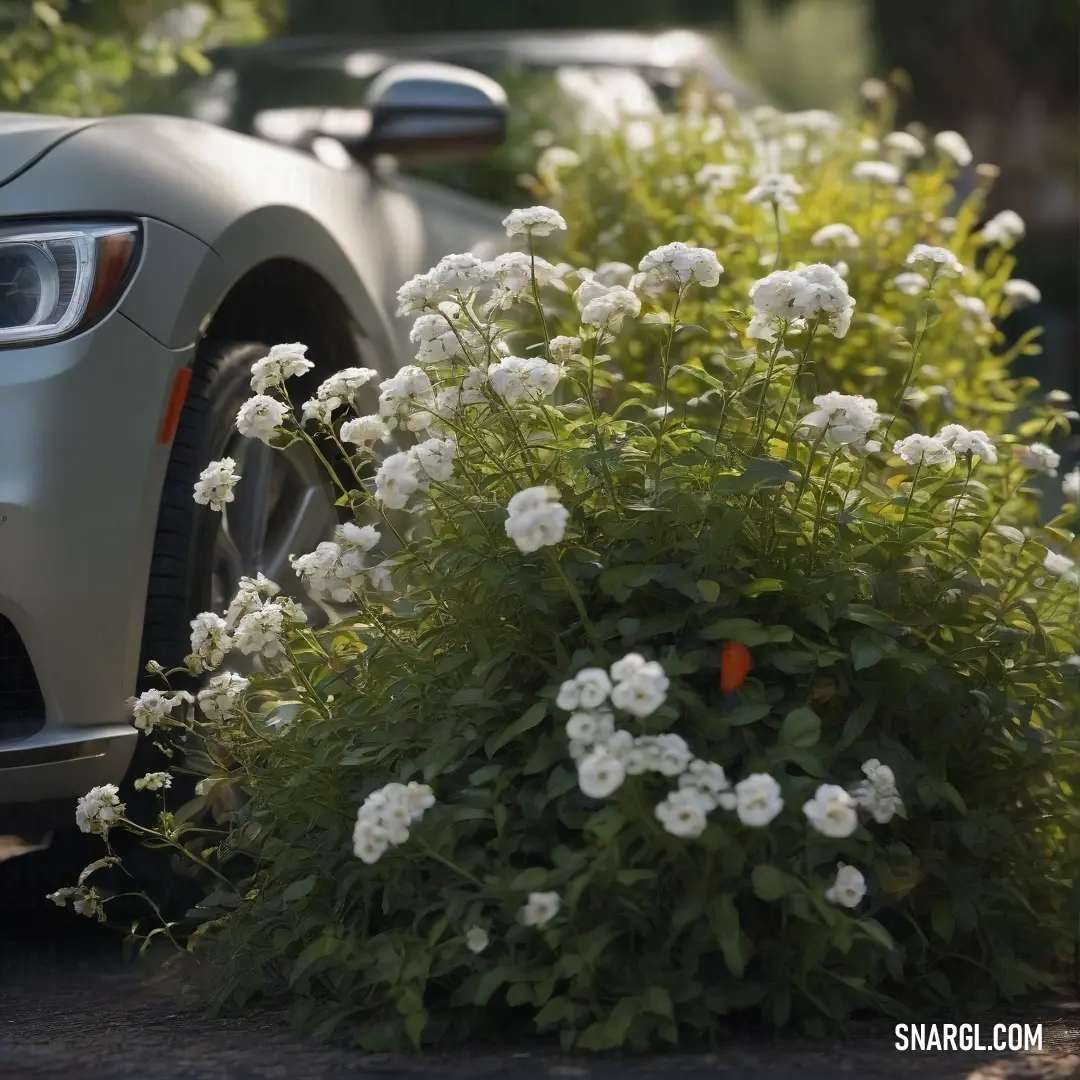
xmin=1 ymin=906 xmax=1078 ymax=1080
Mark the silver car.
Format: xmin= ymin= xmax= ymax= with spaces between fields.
xmin=0 ymin=61 xmax=510 ymax=856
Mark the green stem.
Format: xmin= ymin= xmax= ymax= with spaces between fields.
xmin=766 ymin=323 xmax=819 ymax=447
xmin=881 ymin=312 xmax=929 ymax=446
xmin=651 ymin=288 xmax=685 ymax=507
xmin=547 ymin=549 xmax=603 ymax=653
xmin=809 ymin=447 xmax=843 ymax=565
xmin=900 ymin=460 xmax=924 ymax=529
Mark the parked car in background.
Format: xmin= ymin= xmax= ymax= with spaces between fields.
xmin=0 ymin=60 xmax=511 ymax=872
xmin=178 ymin=29 xmax=757 ymax=205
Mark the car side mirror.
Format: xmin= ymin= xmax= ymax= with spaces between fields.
xmin=354 ymin=61 xmax=508 ymax=164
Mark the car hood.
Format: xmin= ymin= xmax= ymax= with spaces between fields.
xmin=0 ymin=113 xmax=98 ymax=187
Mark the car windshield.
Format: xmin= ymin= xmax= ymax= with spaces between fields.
xmin=183 ymin=53 xmax=688 ymax=204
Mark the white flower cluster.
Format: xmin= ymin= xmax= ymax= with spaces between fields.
xmin=798 ymin=392 xmax=881 ymax=451
xmin=374 ymin=436 xmax=458 ymax=510
xmin=290 ymin=523 xmax=382 ymax=602
xmin=193 ymin=457 xmax=241 ymax=512
xmin=938 ymin=423 xmax=997 ymax=465
xmin=630 ymin=242 xmax=723 ymax=295
xmin=488 ymin=356 xmax=562 ymax=404
xmin=573 ymin=276 xmax=641 ymax=330
xmin=352 ymin=781 xmax=435 ymax=864
xmin=1019 ymin=442 xmax=1060 ymax=475
xmin=882 ymin=131 xmax=925 ymax=158
xmin=302 ymin=367 xmax=380 ymax=425
xmin=980 ymin=209 xmax=1025 ymax=247
xmin=249 ymin=343 xmax=313 ymax=393
xmin=743 ymin=173 xmax=803 ymax=213
xmin=236 ymin=395 xmax=288 ymax=444
xmin=811 ymin=223 xmax=860 ymax=249
xmin=1044 ymin=551 xmax=1078 ymax=585
xmin=128 ymin=687 xmax=193 ymax=733
xmin=748 ymin=264 xmax=855 ymax=341
xmin=504 ymin=486 xmax=569 ymax=553
xmin=377 ymin=365 xmax=435 ymax=432
xmin=851 ymin=759 xmax=904 ymax=824
xmin=133 ymin=771 xmax=172 ymax=792
xmin=519 ymin=891 xmax=561 ymax=926
xmin=695 ymin=162 xmax=743 ymax=192
xmin=905 ymin=243 xmax=963 ymax=278
xmin=851 ymin=160 xmax=901 ymax=185
xmin=503 ymin=205 xmax=568 ymax=238
xmin=934 ymin=130 xmax=973 ymax=167
xmin=196 ymin=672 xmax=249 ymax=721
xmin=75 ymin=784 xmax=124 ymax=835
xmin=893 ymin=433 xmax=958 ymax=470
xmin=1003 ymin=279 xmax=1041 ymax=307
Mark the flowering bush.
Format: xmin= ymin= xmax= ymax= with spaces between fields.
xmin=53 ymin=100 xmax=1080 ymax=1052
xmin=526 ymin=80 xmax=1048 ymax=438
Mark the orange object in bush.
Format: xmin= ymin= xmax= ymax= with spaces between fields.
xmin=720 ymin=641 xmax=752 ymax=694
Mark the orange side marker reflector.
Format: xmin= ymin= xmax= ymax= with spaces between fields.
xmin=157 ymin=366 xmax=193 ymax=444
xmin=720 ymin=641 xmax=753 ymax=694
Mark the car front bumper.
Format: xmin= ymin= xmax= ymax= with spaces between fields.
xmin=0 ymin=308 xmax=193 ymax=807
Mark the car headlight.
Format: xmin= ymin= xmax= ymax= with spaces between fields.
xmin=0 ymin=221 xmax=140 ymax=346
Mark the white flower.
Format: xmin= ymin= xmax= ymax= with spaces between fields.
xmin=193 ymin=457 xmax=241 ymax=512
xmin=744 ymin=173 xmax=803 ymax=213
xmin=892 ymin=272 xmax=928 ymax=296
xmin=610 ymin=658 xmax=669 ymax=719
xmin=798 ymin=392 xmax=881 ymax=449
xmin=955 ymin=295 xmax=991 ymax=326
xmin=556 ymin=668 xmax=612 ymax=711
xmin=367 ymin=559 xmax=397 ymax=592
xmin=377 ymin=366 xmax=435 ymax=430
xmin=133 ymin=771 xmax=172 ymax=792
xmin=249 ymin=343 xmax=314 ymax=393
xmin=224 ymin=572 xmax=280 ymax=630
xmin=576 ymin=283 xmax=641 ymax=330
xmin=1044 ymin=551 xmax=1079 ymax=585
xmin=409 ymin=307 xmax=470 ymax=365
xmin=75 ymin=784 xmax=124 ymax=834
xmin=695 ymin=162 xmax=742 ymax=190
xmin=340 ymin=414 xmax=390 ymax=448
xmin=883 ymin=131 xmax=925 ymax=158
xmin=236 ymin=395 xmax=287 ymax=444
xmin=197 ymin=673 xmax=249 ymax=721
xmin=1003 ymin=279 xmax=1041 ymax=307
xmin=410 ymin=436 xmax=457 ymax=484
xmin=655 ymin=788 xmax=711 ymax=839
xmin=565 ymin=708 xmax=615 ymax=744
xmin=519 ymin=890 xmax=561 ymax=926
xmin=811 ymin=223 xmax=860 ymax=248
xmin=306 ymin=367 xmax=380 ymax=419
xmin=488 ymin=356 xmax=563 ymax=403
xmin=905 ymin=244 xmax=963 ymax=277
xmin=465 ymin=926 xmax=490 ymax=955
xmin=353 ymin=781 xmax=434 ymax=863
xmin=128 ymin=688 xmax=192 ymax=733
xmin=187 ymin=611 xmax=231 ymax=673
xmin=1062 ymin=468 xmax=1080 ymax=500
xmin=934 ymin=130 xmax=973 ymax=167
xmin=431 ymin=253 xmax=492 ymax=296
xmin=609 ymin=654 xmax=647 ymax=683
xmin=825 ymin=863 xmax=867 ymax=908
xmin=851 ymin=758 xmax=904 ymax=824
xmin=352 ymin=818 xmax=391 ymax=864
xmin=852 ymin=160 xmax=901 ymax=184
xmin=504 ymin=486 xmax=569 ymax=554
xmin=591 ymin=261 xmax=636 ymax=287
xmin=489 ymin=251 xmax=558 ymax=294
xmin=860 ymin=77 xmax=889 ymax=102
xmin=678 ymin=759 xmax=732 ymax=810
xmin=548 ymin=335 xmax=582 ymax=362
xmin=631 ymin=242 xmax=723 ymax=294
xmin=937 ymin=424 xmax=997 ymax=464
xmin=803 ymin=784 xmax=859 ymax=838
xmin=234 ymin=601 xmax=292 ymax=660
xmin=536 ymin=145 xmax=580 ymax=186
xmin=732 ymin=773 xmax=784 ymax=827
xmin=980 ymin=209 xmax=1025 ymax=247
xmin=577 ymin=747 xmax=626 ymax=799
xmin=1020 ymin=442 xmax=1060 ymax=474
xmin=503 ymin=206 xmax=567 ymax=238
xmin=396 ymin=270 xmax=440 ymax=315
xmin=893 ymin=434 xmax=957 ymax=469
xmin=375 ymin=450 xmax=423 ymax=510
xmin=749 ymin=264 xmax=855 ymax=340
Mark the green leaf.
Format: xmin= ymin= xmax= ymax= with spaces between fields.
xmin=779 ymin=706 xmax=821 ymax=748
xmin=835 ymin=693 xmax=878 ymax=752
xmin=752 ymin=864 xmax=790 ymax=901
xmin=850 ymin=629 xmax=887 ymax=670
xmin=709 ymin=894 xmax=745 ymax=977
xmin=511 ymin=867 xmax=550 ymax=892
xmin=741 ymin=578 xmax=785 ymax=596
xmin=931 ymin=900 xmax=955 ymax=942
xmin=697 ymin=579 xmax=721 ymax=603
xmin=725 ymin=703 xmax=771 ymax=726
xmin=859 ymin=918 xmax=895 ymax=952
xmin=642 ymin=985 xmax=674 ymax=1019
xmin=485 ymin=702 xmax=547 ymax=757
xmin=282 ymin=876 xmax=316 ymax=903
xmin=699 ymin=618 xmax=793 ymax=646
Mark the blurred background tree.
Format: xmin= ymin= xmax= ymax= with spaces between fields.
xmin=0 ymin=0 xmax=283 ymax=116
